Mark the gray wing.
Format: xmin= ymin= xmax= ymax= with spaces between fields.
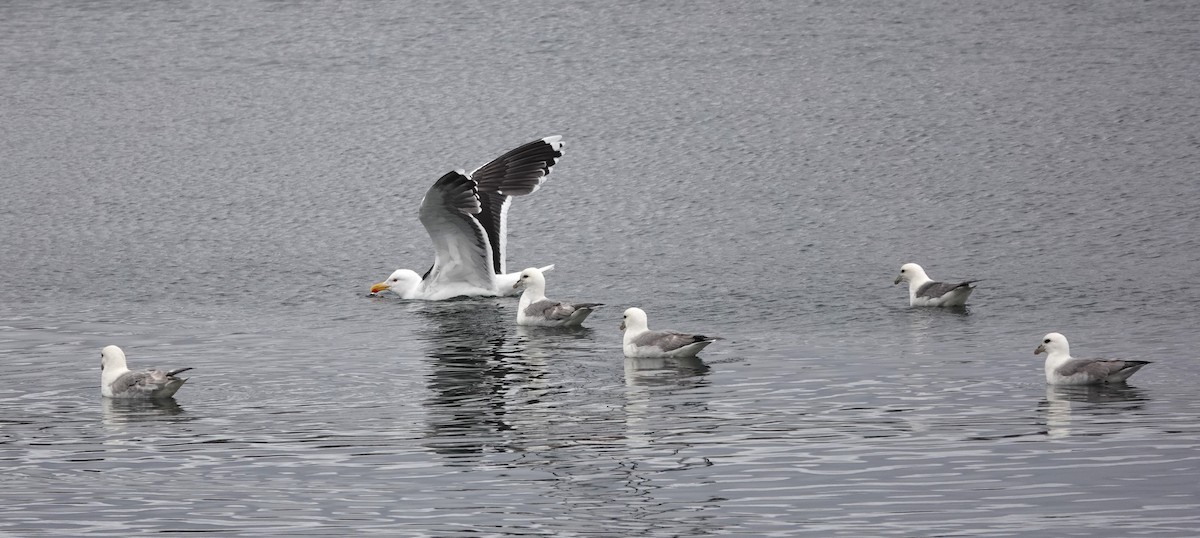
xmin=634 ymin=330 xmax=715 ymax=352
xmin=525 ymin=299 xmax=600 ymax=320
xmin=1057 ymin=358 xmax=1150 ymax=378
xmin=417 ymin=171 xmax=495 ymax=292
xmin=110 ymin=371 xmax=151 ymax=395
xmin=916 ymin=280 xmax=978 ymax=299
xmin=110 ymin=370 xmax=169 ymax=396
xmin=472 ymin=136 xmax=564 ymax=274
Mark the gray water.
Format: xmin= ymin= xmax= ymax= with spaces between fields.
xmin=3 ymin=1 xmax=1199 ymax=535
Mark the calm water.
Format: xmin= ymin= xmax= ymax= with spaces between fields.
xmin=3 ymin=1 xmax=1199 ymax=535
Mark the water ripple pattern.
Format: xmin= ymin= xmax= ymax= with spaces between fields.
xmin=2 ymin=0 xmax=1199 ymax=536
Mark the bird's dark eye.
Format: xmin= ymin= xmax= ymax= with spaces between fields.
xmin=1044 ymin=338 xmax=1051 ymax=343
xmin=900 ymin=269 xmax=906 ymax=273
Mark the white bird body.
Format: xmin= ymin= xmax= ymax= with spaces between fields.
xmin=369 ymin=136 xmax=564 ymax=301
xmin=376 ymin=264 xmax=555 ymax=300
xmin=619 ymin=307 xmax=719 ymax=358
xmin=1035 ymin=332 xmax=1151 ymax=385
xmin=894 ymin=262 xmax=978 ymax=307
xmin=513 ymin=267 xmax=600 ymax=327
xmin=100 ymin=345 xmax=192 ymax=399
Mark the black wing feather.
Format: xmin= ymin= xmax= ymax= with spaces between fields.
xmin=472 ymin=137 xmax=564 ymax=274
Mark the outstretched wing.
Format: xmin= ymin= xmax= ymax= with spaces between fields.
xmin=418 ymin=171 xmax=495 ymax=293
xmin=470 ymin=136 xmax=565 ymax=274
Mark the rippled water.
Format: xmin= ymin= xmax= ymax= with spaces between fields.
xmin=3 ymin=1 xmax=1199 ymax=535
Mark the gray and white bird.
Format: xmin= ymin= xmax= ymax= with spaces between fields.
xmin=1035 ymin=332 xmax=1150 ymax=385
xmin=893 ymin=262 xmax=979 ymax=307
xmin=369 ymin=136 xmax=564 ymax=300
xmin=512 ymin=266 xmax=601 ymax=327
xmin=619 ymin=307 xmax=719 ymax=358
xmin=99 ymin=345 xmax=193 ymax=399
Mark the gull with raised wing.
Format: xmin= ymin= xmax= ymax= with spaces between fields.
xmin=370 ymin=136 xmax=564 ymax=300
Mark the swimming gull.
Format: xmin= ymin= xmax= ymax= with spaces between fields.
xmin=512 ymin=266 xmax=601 ymax=327
xmin=370 ymin=136 xmax=564 ymax=300
xmin=893 ymin=262 xmax=979 ymax=307
xmin=1035 ymin=332 xmax=1151 ymax=385
xmin=619 ymin=307 xmax=720 ymax=358
xmin=100 ymin=345 xmax=193 ymax=399
xmin=374 ymin=264 xmax=555 ymax=300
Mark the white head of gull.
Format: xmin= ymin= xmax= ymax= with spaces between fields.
xmin=100 ymin=345 xmax=193 ymax=399
xmin=369 ymin=136 xmax=564 ymax=301
xmin=1035 ymin=332 xmax=1151 ymax=385
xmin=893 ymin=262 xmax=979 ymax=307
xmin=371 ymin=269 xmax=424 ymax=300
xmin=619 ymin=307 xmax=720 ymax=359
xmin=511 ymin=266 xmax=601 ymax=327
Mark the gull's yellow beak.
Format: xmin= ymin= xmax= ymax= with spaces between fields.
xmin=1034 ymin=344 xmax=1045 ymax=355
xmin=370 ymin=282 xmax=390 ymax=294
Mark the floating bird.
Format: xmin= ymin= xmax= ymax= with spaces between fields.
xmin=1035 ymin=332 xmax=1151 ymax=385
xmin=370 ymin=136 xmax=564 ymax=300
xmin=373 ymin=264 xmax=555 ymax=300
xmin=619 ymin=307 xmax=720 ymax=358
xmin=512 ymin=266 xmax=601 ymax=327
xmin=893 ymin=262 xmax=979 ymax=307
xmin=99 ymin=345 xmax=193 ymax=399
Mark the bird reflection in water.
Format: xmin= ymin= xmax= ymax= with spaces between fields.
xmin=620 ymin=356 xmax=714 ymax=473
xmin=623 ymin=356 xmax=711 ymax=387
xmin=101 ymin=397 xmax=185 ymax=427
xmin=416 ymin=300 xmax=543 ymax=461
xmin=1039 ymin=383 xmax=1148 ymax=439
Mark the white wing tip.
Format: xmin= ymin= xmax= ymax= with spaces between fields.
xmin=542 ymin=135 xmax=564 ymax=151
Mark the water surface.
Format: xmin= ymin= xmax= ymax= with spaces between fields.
xmin=2 ymin=1 xmax=1199 ymax=535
